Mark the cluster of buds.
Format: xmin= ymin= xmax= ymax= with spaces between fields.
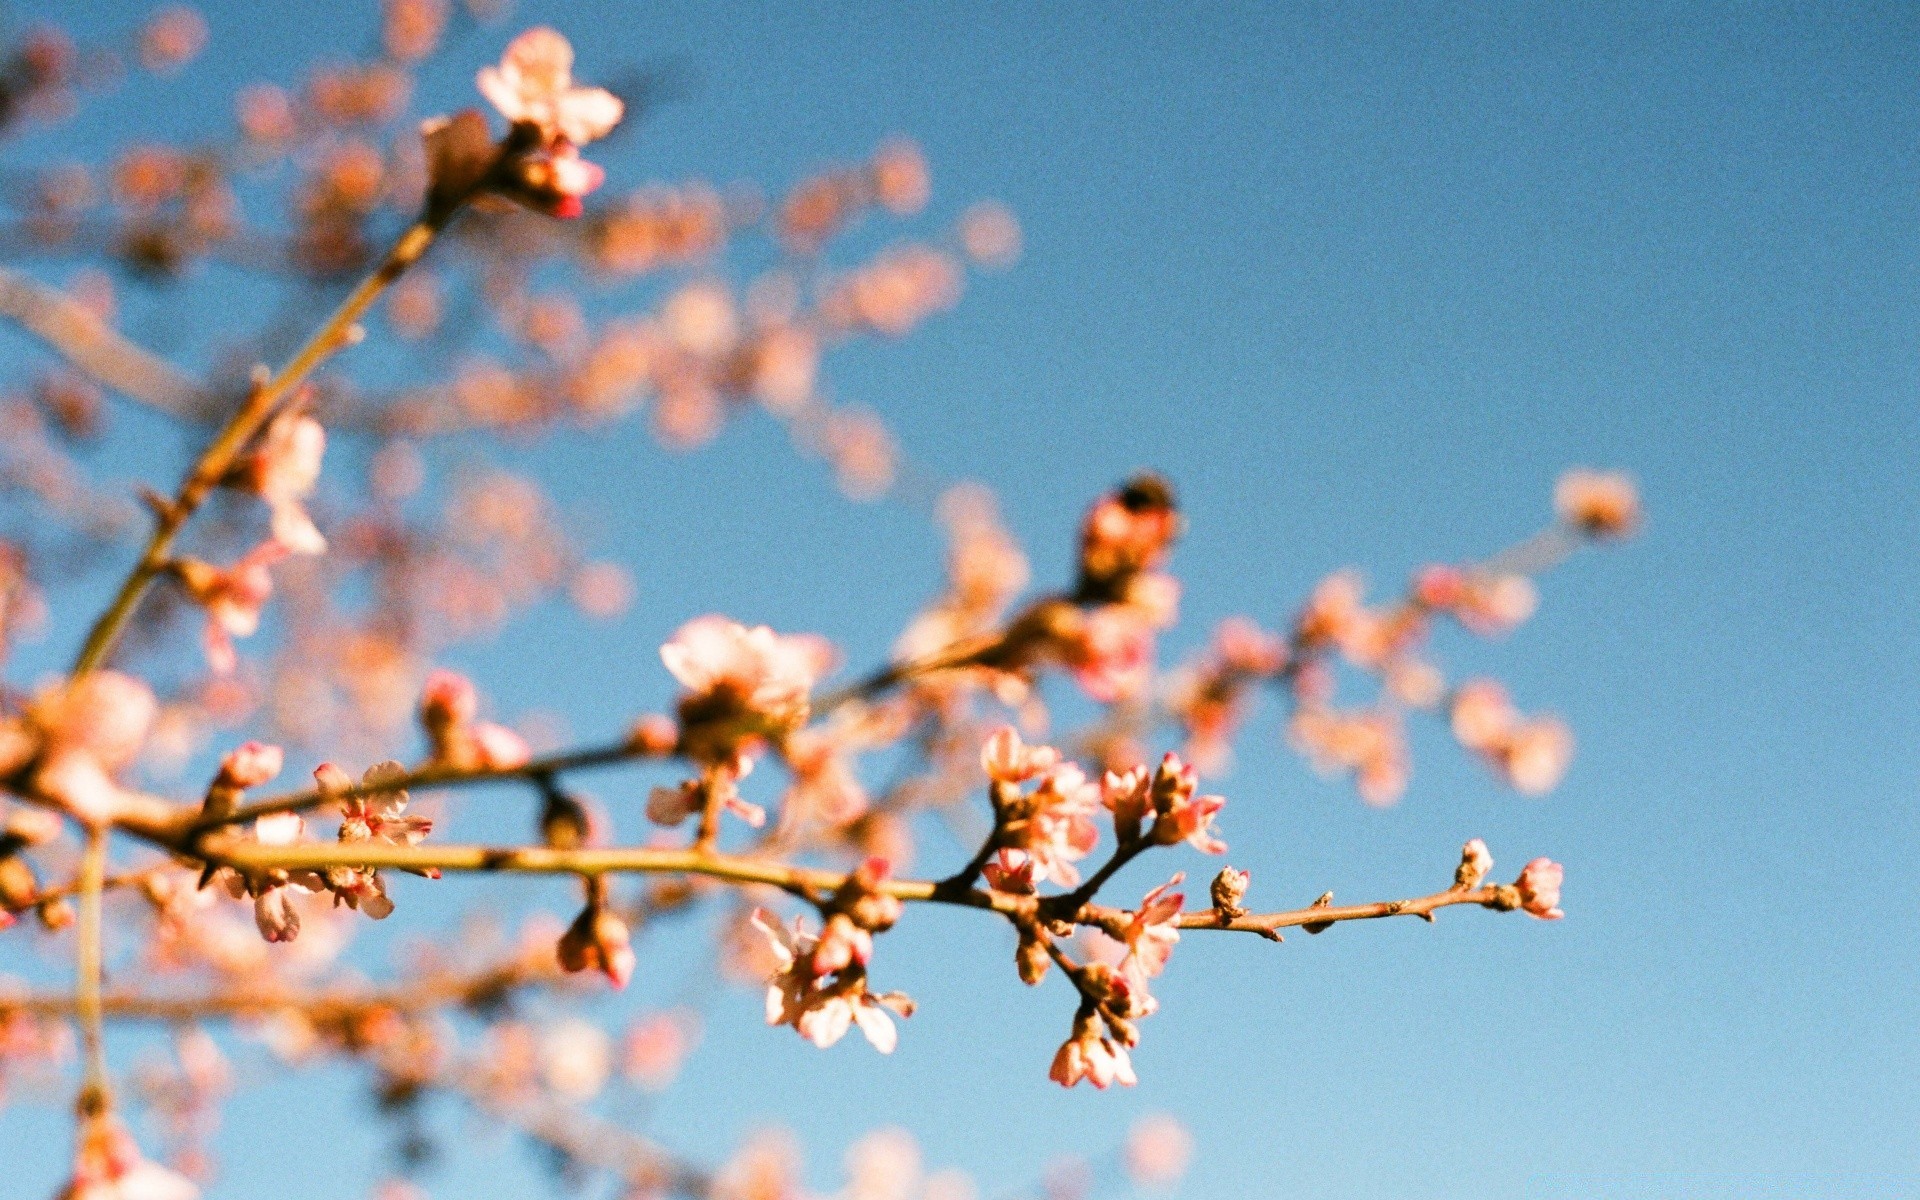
xmin=1448 ymin=679 xmax=1575 ymax=795
xmin=417 ymin=668 xmax=531 ymax=771
xmin=1049 ymin=949 xmax=1160 ymax=1091
xmin=1101 ymin=751 xmax=1227 ymax=855
xmin=979 ymin=728 xmax=1101 ymax=888
xmin=1411 ymin=564 xmax=1538 ymax=638
xmin=315 ymin=760 xmax=433 ymax=920
xmin=659 ymin=615 xmax=836 ymax=770
xmin=752 ymin=865 xmax=915 ymax=1054
xmin=422 ymin=27 xmax=622 ymax=222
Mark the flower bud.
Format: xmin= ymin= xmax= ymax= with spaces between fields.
xmin=557 ymin=903 xmax=636 ymax=988
xmin=1456 ymin=838 xmax=1493 ymax=889
xmin=1514 ymin=857 xmax=1564 ymax=920
xmin=833 ymin=856 xmax=904 ymax=932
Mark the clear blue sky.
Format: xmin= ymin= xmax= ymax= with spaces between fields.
xmin=7 ymin=2 xmax=1920 ymax=1198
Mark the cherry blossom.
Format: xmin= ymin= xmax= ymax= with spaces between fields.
xmin=318 ymin=760 xmax=431 ymax=919
xmin=979 ymin=724 xmax=1058 ymax=784
xmin=475 ymin=28 xmax=622 ymax=148
xmin=244 ymin=413 xmax=326 ymax=555
xmin=57 ymin=1112 xmax=198 ymax=1200
xmin=661 ymin=615 xmax=836 ymax=762
xmin=1119 ymin=874 xmax=1185 ymax=993
xmin=20 ymin=671 xmax=156 ymax=826
xmin=1049 ymin=1019 xmax=1137 ymax=1090
xmin=176 ymin=542 xmax=286 ymax=674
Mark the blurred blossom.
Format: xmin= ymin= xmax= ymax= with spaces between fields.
xmin=621 ymin=1009 xmax=701 ymax=1092
xmin=957 ymin=201 xmax=1021 ymax=267
xmin=1123 ymin=1114 xmax=1194 ymax=1189
xmin=139 ymin=6 xmax=209 ymax=75
xmin=570 ymin=561 xmax=635 ymax=619
xmin=538 ymin=1018 xmax=613 ymax=1101
xmin=1555 ymin=467 xmax=1642 ymax=539
xmin=843 ymin=1128 xmax=920 ymax=1200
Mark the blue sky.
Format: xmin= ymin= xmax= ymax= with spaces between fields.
xmin=5 ymin=2 xmax=1920 ymax=1197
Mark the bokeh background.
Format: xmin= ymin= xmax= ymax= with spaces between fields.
xmin=5 ymin=2 xmax=1919 ymax=1197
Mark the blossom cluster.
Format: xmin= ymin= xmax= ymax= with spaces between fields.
xmin=0 ymin=9 xmax=1634 ymax=1198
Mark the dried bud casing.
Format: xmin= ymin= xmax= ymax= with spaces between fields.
xmin=540 ymin=789 xmax=591 ymax=849
xmin=1209 ymin=866 xmax=1250 ymax=918
xmin=1016 ymin=929 xmax=1052 ymax=986
xmin=1455 ymin=838 xmax=1494 ymax=890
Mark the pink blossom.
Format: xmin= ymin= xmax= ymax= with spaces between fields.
xmin=25 ymin=671 xmax=156 ymax=826
xmin=1145 ymin=754 xmax=1226 ymax=854
xmin=661 ymin=615 xmax=835 ymax=715
xmin=980 ymin=725 xmax=1058 ymax=784
xmin=57 ymin=1112 xmax=198 ymax=1200
xmin=321 ymin=760 xmax=431 ymax=919
xmin=982 ymin=847 xmax=1037 ymax=894
xmin=750 ymin=907 xmax=912 ymax=1053
xmin=1017 ymin=764 xmax=1103 ymax=888
xmin=216 ymin=741 xmax=283 ymax=790
xmin=1049 ymin=1024 xmax=1136 ymax=1090
xmin=246 ymin=413 xmax=326 ymax=555
xmin=812 ymin=912 xmax=873 ymax=977
xmin=476 ymin=28 xmax=623 ymax=147
xmin=180 ymin=542 xmax=287 ymax=674
xmin=1119 ymin=874 xmax=1185 ymax=989
xmin=1514 ymin=857 xmax=1565 ymax=919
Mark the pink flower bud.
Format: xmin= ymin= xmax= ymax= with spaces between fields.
xmin=1515 ymin=857 xmax=1565 ymax=919
xmin=217 ymin=741 xmax=284 ymax=790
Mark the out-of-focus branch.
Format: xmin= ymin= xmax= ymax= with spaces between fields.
xmin=436 ymin=1061 xmax=711 ymax=1197
xmin=72 ymin=213 xmax=454 ymax=675
xmin=0 ymin=264 xmax=219 ymax=420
